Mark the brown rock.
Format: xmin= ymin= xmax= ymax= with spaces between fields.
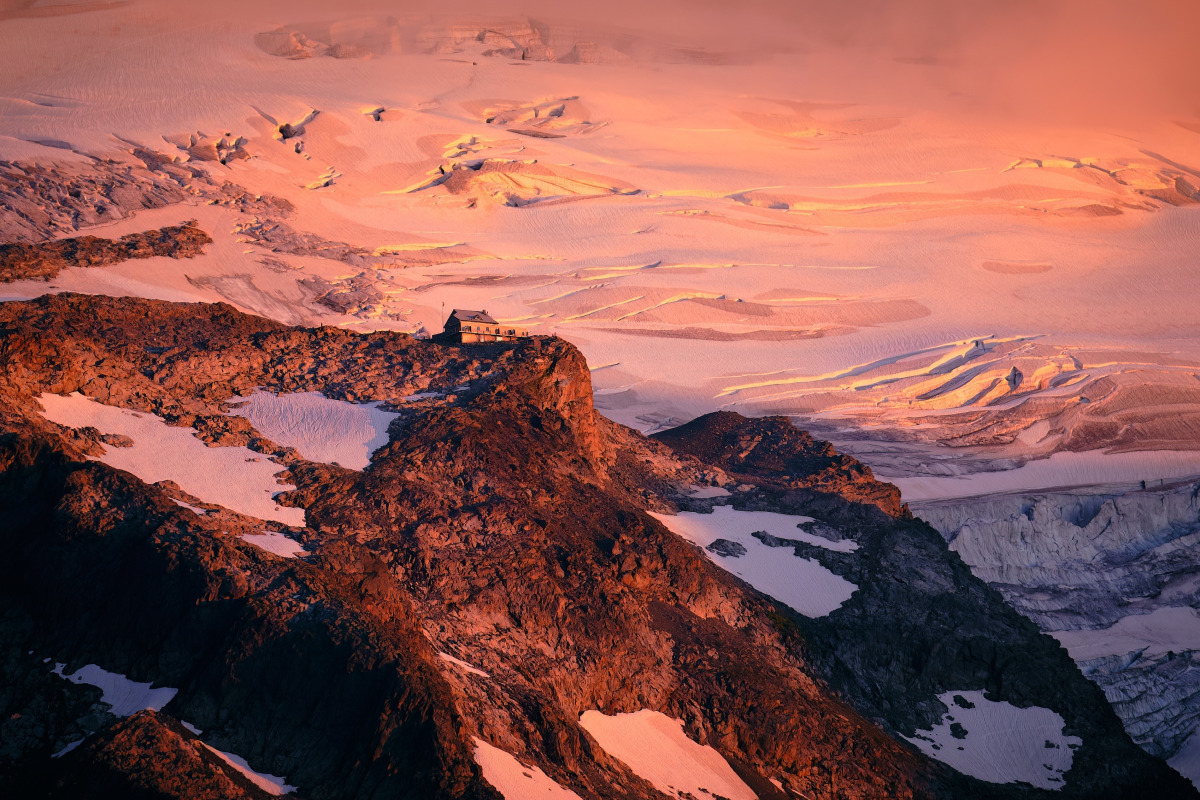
xmin=0 ymin=221 xmax=212 ymax=282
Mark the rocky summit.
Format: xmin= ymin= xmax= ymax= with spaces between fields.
xmin=0 ymin=294 xmax=1192 ymax=800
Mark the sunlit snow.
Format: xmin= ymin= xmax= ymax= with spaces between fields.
xmin=37 ymin=393 xmax=304 ymax=526
xmin=3 ymin=0 xmax=1200 ymax=486
xmin=685 ymin=484 xmax=731 ymax=498
xmin=438 ymin=652 xmax=490 ymax=677
xmin=241 ymin=531 xmax=308 ymax=558
xmin=228 ymin=390 xmax=399 ymax=471
xmin=904 ymin=690 xmax=1080 ymax=790
xmin=650 ymin=506 xmax=857 ymax=617
xmin=473 ymin=739 xmax=582 ymax=800
xmin=173 ymin=499 xmax=208 ymax=515
xmin=202 ymin=744 xmax=297 ymax=795
xmin=579 ymin=709 xmax=757 ymax=800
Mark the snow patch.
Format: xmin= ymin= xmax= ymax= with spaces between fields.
xmin=473 ymin=738 xmax=582 ymax=800
xmin=228 ymin=390 xmax=398 ymax=471
xmin=904 ymin=690 xmax=1080 ymax=790
xmin=650 ymin=507 xmax=857 ymax=617
xmin=579 ymin=709 xmax=757 ymax=800
xmin=52 ymin=662 xmax=177 ymax=717
xmin=659 ymin=506 xmax=856 ymax=552
xmin=37 ymin=393 xmax=304 ymax=526
xmin=202 ymin=744 xmax=297 ymax=795
xmin=438 ymin=652 xmax=490 ymax=677
xmin=51 ymin=739 xmax=83 ymax=758
xmin=173 ymin=499 xmax=208 ymax=515
xmin=241 ymin=531 xmax=308 ymax=558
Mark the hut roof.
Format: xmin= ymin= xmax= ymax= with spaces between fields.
xmin=448 ymin=309 xmax=498 ymax=325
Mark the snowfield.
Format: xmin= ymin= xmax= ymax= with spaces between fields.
xmin=661 ymin=506 xmax=858 ymax=553
xmin=650 ymin=506 xmax=858 ymax=617
xmin=578 ymin=709 xmax=757 ymax=800
xmin=37 ymin=393 xmax=305 ymax=526
xmin=51 ymin=657 xmax=299 ymax=796
xmin=172 ymin=499 xmax=208 ymax=515
xmin=52 ymin=662 xmax=178 ymax=717
xmin=904 ymin=690 xmax=1081 ymax=790
xmin=228 ymin=390 xmax=398 ymax=471
xmin=202 ymin=744 xmax=297 ymax=796
xmin=241 ymin=531 xmax=308 ymax=559
xmin=917 ymin=485 xmax=1200 ymax=787
xmin=473 ymin=739 xmax=582 ymax=800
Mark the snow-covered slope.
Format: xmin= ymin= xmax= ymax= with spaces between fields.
xmin=37 ymin=392 xmax=304 ymax=525
xmin=905 ymin=690 xmax=1081 ymax=790
xmin=578 ymin=710 xmax=757 ymax=800
xmin=650 ymin=507 xmax=858 ymax=616
xmin=228 ymin=391 xmax=398 ymax=471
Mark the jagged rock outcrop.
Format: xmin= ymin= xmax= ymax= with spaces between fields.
xmin=0 ymin=221 xmax=212 ymax=282
xmin=653 ymin=410 xmax=908 ymax=517
xmin=0 ymin=294 xmax=1191 ymax=800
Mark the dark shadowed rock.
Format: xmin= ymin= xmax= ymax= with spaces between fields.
xmin=706 ymin=538 xmax=747 ymax=558
xmin=653 ymin=410 xmax=908 ymax=516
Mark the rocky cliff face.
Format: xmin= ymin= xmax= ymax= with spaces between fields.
xmin=917 ymin=485 xmax=1200 ymax=782
xmin=652 ymin=410 xmax=908 ymax=517
xmin=0 ymin=294 xmax=1191 ymax=800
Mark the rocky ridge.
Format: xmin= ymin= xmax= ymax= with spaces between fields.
xmin=0 ymin=221 xmax=212 ymax=282
xmin=0 ymin=294 xmax=1192 ymax=799
xmin=31 ymin=711 xmax=279 ymax=800
xmin=652 ymin=410 xmax=907 ymax=517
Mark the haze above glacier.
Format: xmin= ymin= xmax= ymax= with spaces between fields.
xmin=2 ymin=0 xmax=1199 ymax=493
